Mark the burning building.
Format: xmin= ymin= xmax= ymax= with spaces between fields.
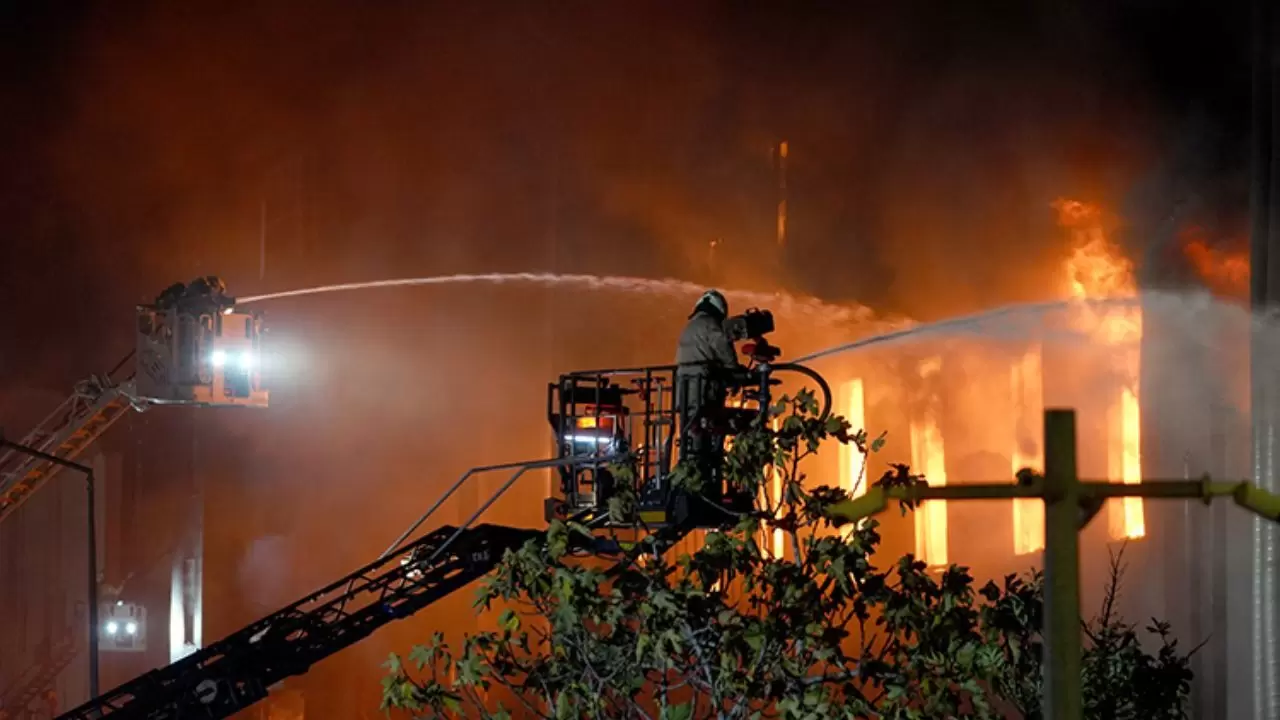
xmin=800 ymin=195 xmax=1274 ymax=718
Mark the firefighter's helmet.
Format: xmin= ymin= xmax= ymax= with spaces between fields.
xmin=693 ymin=289 xmax=728 ymax=318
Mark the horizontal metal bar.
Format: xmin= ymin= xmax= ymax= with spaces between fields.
xmin=0 ymin=438 xmax=95 ymax=475
xmin=823 ymin=483 xmax=1042 ymax=524
xmin=562 ymin=365 xmax=679 ymax=378
xmin=1078 ymin=480 xmax=1244 ymax=500
xmin=823 ymin=478 xmax=1280 ymax=526
xmin=911 ymin=483 xmax=1045 ymax=500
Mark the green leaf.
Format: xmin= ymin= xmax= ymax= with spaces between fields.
xmin=668 ymin=701 xmax=694 ymax=720
xmin=555 ymin=692 xmax=573 ymax=719
xmin=498 ymin=608 xmax=521 ymax=632
xmin=567 ymin=520 xmax=595 ymax=538
xmin=408 ymin=643 xmax=434 ymax=671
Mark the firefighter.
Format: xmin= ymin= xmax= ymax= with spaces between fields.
xmin=177 ymin=275 xmax=233 ymax=316
xmin=185 ymin=275 xmax=231 ymax=309
xmin=674 ymin=289 xmax=742 ymax=497
xmin=155 ymin=281 xmax=187 ymax=309
xmin=154 ymin=276 xmax=233 ymax=315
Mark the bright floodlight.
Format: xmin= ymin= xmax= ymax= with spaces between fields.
xmin=210 ymin=350 xmax=227 ymax=367
xmin=567 ymin=435 xmax=613 ymax=444
xmin=126 ymin=621 xmax=138 ymax=635
xmin=105 ymin=621 xmax=119 ymax=635
xmin=238 ymin=351 xmax=256 ymax=371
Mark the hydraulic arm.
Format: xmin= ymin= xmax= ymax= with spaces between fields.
xmin=0 ymin=355 xmax=137 ymax=523
xmin=56 ymin=517 xmax=692 ymax=720
xmin=1 ymin=277 xmax=269 ymax=524
xmin=55 ymin=523 xmax=543 ymax=720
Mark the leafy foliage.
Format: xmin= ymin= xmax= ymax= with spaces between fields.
xmin=381 ymin=389 xmax=1196 ymax=719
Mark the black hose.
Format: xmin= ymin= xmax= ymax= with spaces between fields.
xmin=770 ymin=362 xmax=833 ymax=423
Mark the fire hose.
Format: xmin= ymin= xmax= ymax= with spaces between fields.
xmin=768 ymin=362 xmax=834 ymax=424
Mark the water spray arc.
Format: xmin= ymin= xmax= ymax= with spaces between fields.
xmin=791 ymin=295 xmax=1143 ymax=365
xmin=234 ymin=272 xmax=877 ymax=328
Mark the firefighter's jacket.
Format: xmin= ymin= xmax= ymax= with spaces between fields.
xmin=675 ymin=311 xmax=739 ymax=415
xmin=675 ymin=311 xmax=738 ymax=376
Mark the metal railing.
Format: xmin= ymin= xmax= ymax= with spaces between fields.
xmin=335 ymin=453 xmax=626 ymax=610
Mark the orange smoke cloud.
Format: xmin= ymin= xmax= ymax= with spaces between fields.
xmin=1182 ymin=227 xmax=1249 ymax=297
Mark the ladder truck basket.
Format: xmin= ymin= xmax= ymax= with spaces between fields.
xmin=546 ymin=366 xmax=680 ymax=521
xmin=134 ymin=301 xmax=269 ymax=408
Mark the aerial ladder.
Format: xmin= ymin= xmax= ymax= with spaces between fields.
xmin=39 ymin=297 xmax=831 ymax=719
xmin=0 ymin=277 xmax=269 ymax=719
xmin=0 ymin=276 xmax=269 ymax=523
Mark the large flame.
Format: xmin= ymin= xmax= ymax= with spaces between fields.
xmin=911 ymin=357 xmax=948 ymax=566
xmin=1056 ymin=199 xmax=1141 ymax=345
xmin=1054 ymin=199 xmax=1144 ymax=540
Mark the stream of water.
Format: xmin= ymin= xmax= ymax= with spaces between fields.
xmin=238 ymin=274 xmax=1273 ymax=368
xmin=236 ymin=272 xmax=881 ymax=329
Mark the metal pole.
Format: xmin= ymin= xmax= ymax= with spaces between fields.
xmin=1250 ymin=0 xmax=1280 ymax=709
xmin=1209 ymin=406 xmax=1229 ymax=720
xmin=0 ymin=437 xmax=100 ymax=700
xmin=1042 ymin=409 xmax=1082 ymax=720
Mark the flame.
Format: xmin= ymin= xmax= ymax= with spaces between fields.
xmin=1110 ymin=387 xmax=1145 ymax=537
xmin=1055 ymin=198 xmax=1144 ymax=540
xmin=838 ymin=378 xmax=867 ymax=539
xmin=1055 ymin=199 xmax=1140 ymax=344
xmin=1183 ymin=229 xmax=1249 ymax=296
xmin=910 ymin=358 xmax=948 ymax=566
xmin=1011 ymin=348 xmax=1045 ymax=554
